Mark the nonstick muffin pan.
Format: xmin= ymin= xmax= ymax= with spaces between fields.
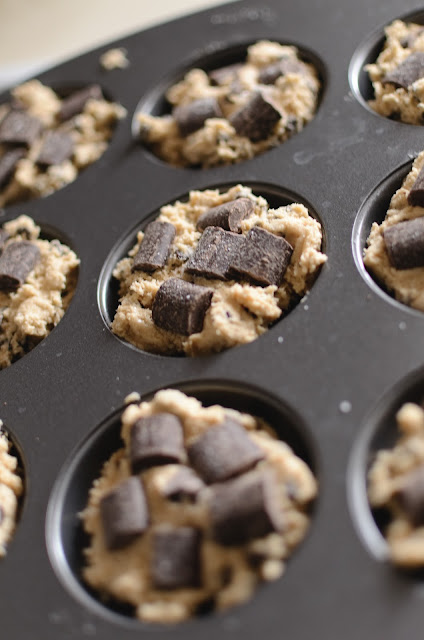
xmin=3 ymin=0 xmax=424 ymax=638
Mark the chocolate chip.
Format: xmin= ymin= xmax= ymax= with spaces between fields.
xmin=132 ymin=221 xmax=175 ymax=272
xmin=407 ymin=165 xmax=424 ymax=207
xmin=0 ymin=111 xmax=43 ymax=146
xmin=383 ymin=217 xmax=424 ymax=269
xmin=208 ymin=468 xmax=284 ymax=546
xmin=0 ymin=242 xmax=41 ymax=291
xmin=100 ymin=477 xmax=149 ymax=550
xmin=162 ymin=466 xmax=205 ymax=501
xmin=382 ymin=52 xmax=424 ymax=89
xmin=173 ymin=97 xmax=222 ymax=136
xmin=130 ymin=412 xmax=185 ymax=473
xmin=209 ymin=63 xmax=243 ymax=86
xmin=0 ymin=229 xmax=9 ymax=251
xmin=185 ymin=226 xmax=245 ymax=280
xmin=188 ymin=418 xmax=264 ymax=484
xmin=36 ymin=131 xmax=74 ymax=166
xmin=58 ymin=84 xmax=103 ymax=122
xmin=152 ymin=278 xmax=213 ymax=335
xmin=258 ymin=58 xmax=305 ymax=85
xmin=197 ymin=197 xmax=254 ymax=233
xmin=151 ymin=526 xmax=201 ymax=589
xmin=0 ymin=148 xmax=26 ymax=188
xmin=395 ymin=465 xmax=424 ymax=526
xmin=229 ymin=226 xmax=293 ymax=286
xmin=230 ymin=91 xmax=282 ymax=142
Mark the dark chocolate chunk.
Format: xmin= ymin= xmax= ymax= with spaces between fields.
xmin=188 ymin=417 xmax=264 ymax=484
xmin=151 ymin=526 xmax=201 ymax=589
xmin=0 ymin=110 xmax=43 ymax=146
xmin=185 ymin=226 xmax=245 ymax=280
xmin=395 ymin=465 xmax=424 ymax=526
xmin=36 ymin=131 xmax=74 ymax=166
xmin=229 ymin=226 xmax=293 ymax=286
xmin=58 ymin=84 xmax=103 ymax=122
xmin=209 ymin=468 xmax=284 ymax=545
xmin=130 ymin=412 xmax=185 ymax=473
xmin=209 ymin=63 xmax=243 ymax=86
xmin=408 ymin=165 xmax=424 ymax=207
xmin=152 ymin=278 xmax=213 ymax=335
xmin=132 ymin=221 xmax=175 ymax=272
xmin=162 ymin=466 xmax=205 ymax=501
xmin=382 ymin=52 xmax=424 ymax=89
xmin=258 ymin=58 xmax=305 ymax=85
xmin=100 ymin=477 xmax=149 ymax=550
xmin=0 ymin=242 xmax=41 ymax=291
xmin=383 ymin=217 xmax=424 ymax=270
xmin=229 ymin=91 xmax=282 ymax=142
xmin=173 ymin=97 xmax=222 ymax=136
xmin=0 ymin=229 xmax=9 ymax=251
xmin=0 ymin=147 xmax=26 ymax=188
xmin=197 ymin=197 xmax=254 ymax=233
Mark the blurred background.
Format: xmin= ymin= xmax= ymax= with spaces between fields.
xmin=0 ymin=0 xmax=234 ymax=91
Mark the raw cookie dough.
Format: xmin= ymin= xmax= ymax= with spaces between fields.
xmin=366 ymin=20 xmax=424 ymax=123
xmin=0 ymin=80 xmax=126 ymax=207
xmin=99 ymin=48 xmax=129 ymax=70
xmin=111 ymin=184 xmax=326 ymax=356
xmin=364 ymin=150 xmax=424 ymax=311
xmin=0 ymin=427 xmax=23 ymax=557
xmin=81 ymin=389 xmax=317 ymax=623
xmin=0 ymin=214 xmax=79 ymax=368
xmin=368 ymin=400 xmax=424 ymax=567
xmin=137 ymin=40 xmax=320 ymax=167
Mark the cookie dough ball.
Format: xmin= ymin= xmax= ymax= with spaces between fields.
xmin=0 ymin=80 xmax=126 ymax=207
xmin=137 ymin=40 xmax=320 ymax=168
xmin=111 ymin=184 xmax=326 ymax=356
xmin=367 ymin=20 xmax=424 ymax=123
xmin=81 ymin=389 xmax=317 ymax=623
xmin=368 ymin=401 xmax=424 ymax=567
xmin=0 ymin=428 xmax=23 ymax=557
xmin=0 ymin=215 xmax=79 ymax=368
xmin=364 ymin=150 xmax=424 ymax=311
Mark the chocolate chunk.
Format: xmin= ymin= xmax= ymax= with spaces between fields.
xmin=58 ymin=84 xmax=103 ymax=122
xmin=185 ymin=226 xmax=245 ymax=280
xmin=100 ymin=477 xmax=149 ymax=550
xmin=188 ymin=418 xmax=264 ymax=484
xmin=152 ymin=278 xmax=213 ymax=335
xmin=209 ymin=468 xmax=284 ymax=545
xmin=173 ymin=97 xmax=222 ymax=136
xmin=197 ymin=197 xmax=254 ymax=233
xmin=229 ymin=226 xmax=293 ymax=286
xmin=0 ymin=110 xmax=43 ymax=146
xmin=36 ymin=131 xmax=74 ymax=166
xmin=407 ymin=165 xmax=424 ymax=207
xmin=130 ymin=412 xmax=185 ymax=473
xmin=0 ymin=148 xmax=26 ymax=188
xmin=382 ymin=52 xmax=424 ymax=89
xmin=383 ymin=217 xmax=424 ymax=269
xmin=258 ymin=58 xmax=305 ymax=85
xmin=209 ymin=63 xmax=243 ymax=86
xmin=132 ymin=221 xmax=175 ymax=272
xmin=151 ymin=527 xmax=201 ymax=589
xmin=395 ymin=465 xmax=424 ymax=526
xmin=229 ymin=91 xmax=282 ymax=142
xmin=0 ymin=242 xmax=41 ymax=291
xmin=162 ymin=467 xmax=205 ymax=501
xmin=0 ymin=229 xmax=9 ymax=251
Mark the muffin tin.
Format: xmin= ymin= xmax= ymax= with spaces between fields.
xmin=2 ymin=0 xmax=424 ymax=637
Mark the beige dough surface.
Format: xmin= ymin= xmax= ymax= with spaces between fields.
xmin=137 ymin=40 xmax=320 ymax=167
xmin=368 ymin=401 xmax=424 ymax=567
xmin=363 ymin=151 xmax=424 ymax=311
xmin=0 ymin=80 xmax=126 ymax=208
xmin=99 ymin=48 xmax=129 ymax=70
xmin=367 ymin=20 xmax=424 ymax=124
xmin=111 ymin=184 xmax=326 ymax=356
xmin=0 ymin=427 xmax=23 ymax=557
xmin=81 ymin=389 xmax=317 ymax=623
xmin=0 ymin=215 xmax=79 ymax=369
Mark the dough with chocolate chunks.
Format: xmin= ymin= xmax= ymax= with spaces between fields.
xmin=111 ymin=184 xmax=326 ymax=356
xmin=136 ymin=40 xmax=320 ymax=168
xmin=364 ymin=150 xmax=424 ymax=311
xmin=0 ymin=215 xmax=79 ymax=369
xmin=0 ymin=427 xmax=23 ymax=557
xmin=368 ymin=400 xmax=424 ymax=567
xmin=81 ymin=389 xmax=317 ymax=624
